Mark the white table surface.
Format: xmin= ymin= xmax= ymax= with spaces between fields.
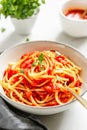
xmin=0 ymin=0 xmax=87 ymax=130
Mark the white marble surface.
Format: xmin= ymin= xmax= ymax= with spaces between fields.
xmin=0 ymin=0 xmax=87 ymax=130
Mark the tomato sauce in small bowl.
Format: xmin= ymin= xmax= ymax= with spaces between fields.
xmin=64 ymin=8 xmax=87 ymax=20
xmin=59 ymin=0 xmax=87 ymax=37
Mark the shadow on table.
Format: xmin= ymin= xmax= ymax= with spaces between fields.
xmin=38 ymin=110 xmax=69 ymax=130
xmin=56 ymin=31 xmax=87 ymax=49
xmin=0 ymin=31 xmax=28 ymax=53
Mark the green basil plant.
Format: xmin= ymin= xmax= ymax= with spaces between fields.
xmin=0 ymin=0 xmax=45 ymax=19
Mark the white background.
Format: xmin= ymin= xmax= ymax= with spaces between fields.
xmin=0 ymin=0 xmax=87 ymax=130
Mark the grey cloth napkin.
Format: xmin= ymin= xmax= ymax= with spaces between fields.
xmin=0 ymin=97 xmax=48 ymax=130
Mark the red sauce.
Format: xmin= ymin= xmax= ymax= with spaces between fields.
xmin=64 ymin=8 xmax=87 ymax=20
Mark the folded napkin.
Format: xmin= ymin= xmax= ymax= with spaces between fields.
xmin=0 ymin=97 xmax=48 ymax=130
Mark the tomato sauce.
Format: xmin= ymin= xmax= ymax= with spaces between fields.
xmin=64 ymin=8 xmax=87 ymax=20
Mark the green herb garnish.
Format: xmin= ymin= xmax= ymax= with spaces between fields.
xmin=20 ymin=69 xmax=24 ymax=73
xmin=1 ymin=27 xmax=6 ymax=33
xmin=32 ymin=53 xmax=44 ymax=71
xmin=0 ymin=0 xmax=45 ymax=19
xmin=40 ymin=66 xmax=44 ymax=71
xmin=26 ymin=38 xmax=30 ymax=42
xmin=38 ymin=53 xmax=44 ymax=64
xmin=32 ymin=62 xmax=38 ymax=67
xmin=56 ymin=75 xmax=61 ymax=81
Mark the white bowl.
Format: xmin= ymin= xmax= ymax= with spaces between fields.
xmin=0 ymin=41 xmax=87 ymax=115
xmin=59 ymin=0 xmax=87 ymax=37
xmin=11 ymin=9 xmax=39 ymax=35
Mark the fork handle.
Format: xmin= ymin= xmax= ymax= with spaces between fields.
xmin=66 ymin=87 xmax=87 ymax=109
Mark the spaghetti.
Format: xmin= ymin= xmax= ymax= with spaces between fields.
xmin=0 ymin=50 xmax=82 ymax=107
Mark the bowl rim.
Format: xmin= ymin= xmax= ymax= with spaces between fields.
xmin=0 ymin=40 xmax=87 ymax=110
